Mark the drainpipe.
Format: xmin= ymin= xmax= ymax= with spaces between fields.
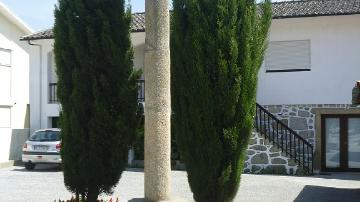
xmin=27 ymin=40 xmax=42 ymax=130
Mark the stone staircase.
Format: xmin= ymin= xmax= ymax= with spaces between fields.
xmin=247 ymin=103 xmax=314 ymax=175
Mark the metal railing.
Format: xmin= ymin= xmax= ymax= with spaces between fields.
xmin=49 ymin=83 xmax=58 ymax=104
xmin=49 ymin=80 xmax=145 ymax=104
xmin=255 ymin=103 xmax=313 ymax=174
xmin=137 ymin=79 xmax=145 ymax=102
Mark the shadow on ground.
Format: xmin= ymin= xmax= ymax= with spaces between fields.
xmin=125 ymin=168 xmax=144 ymax=173
xmin=311 ymin=173 xmax=360 ymax=181
xmin=128 ymin=199 xmax=146 ymax=202
xmin=294 ymin=185 xmax=360 ymax=202
xmin=11 ymin=164 xmax=61 ymax=172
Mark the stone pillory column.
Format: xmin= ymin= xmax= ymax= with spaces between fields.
xmin=144 ymin=0 xmax=171 ymax=201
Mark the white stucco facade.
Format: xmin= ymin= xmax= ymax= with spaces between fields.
xmin=255 ymin=14 xmax=360 ymax=173
xmin=28 ymin=39 xmax=59 ymax=133
xmin=28 ymin=15 xmax=360 ymax=131
xmin=28 ymin=32 xmax=146 ymax=133
xmin=0 ymin=3 xmax=32 ymax=165
xmin=257 ymin=14 xmax=360 ymax=105
xmin=24 ymin=11 xmax=360 ymax=173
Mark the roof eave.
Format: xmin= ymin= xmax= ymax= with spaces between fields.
xmin=273 ymin=12 xmax=360 ymax=20
xmin=20 ymin=36 xmax=54 ymax=41
xmin=20 ymin=29 xmax=146 ymax=41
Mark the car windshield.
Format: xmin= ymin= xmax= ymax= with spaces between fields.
xmin=29 ymin=131 xmax=60 ymax=142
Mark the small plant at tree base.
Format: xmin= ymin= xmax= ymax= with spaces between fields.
xmin=55 ymin=196 xmax=119 ymax=202
xmin=171 ymin=0 xmax=272 ymax=201
xmin=54 ymin=0 xmax=141 ymax=201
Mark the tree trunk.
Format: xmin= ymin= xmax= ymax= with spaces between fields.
xmin=87 ymin=188 xmax=99 ymax=202
xmin=144 ymin=0 xmax=171 ymax=201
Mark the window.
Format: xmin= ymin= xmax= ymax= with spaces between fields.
xmin=51 ymin=117 xmax=59 ymax=128
xmin=0 ymin=48 xmax=11 ymax=67
xmin=265 ymin=40 xmax=311 ymax=72
xmin=0 ymin=67 xmax=11 ymax=98
xmin=0 ymin=48 xmax=11 ymax=98
xmin=322 ymin=115 xmax=360 ymax=171
xmin=29 ymin=130 xmax=60 ymax=142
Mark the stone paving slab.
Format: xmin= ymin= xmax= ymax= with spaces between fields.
xmin=1 ymin=165 xmax=360 ymax=202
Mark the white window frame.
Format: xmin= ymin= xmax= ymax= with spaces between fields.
xmin=265 ymin=39 xmax=311 ymax=73
xmin=0 ymin=48 xmax=12 ymax=67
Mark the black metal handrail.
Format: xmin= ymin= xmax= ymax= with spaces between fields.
xmin=49 ymin=83 xmax=58 ymax=104
xmin=255 ymin=103 xmax=313 ymax=174
xmin=49 ymin=80 xmax=145 ymax=104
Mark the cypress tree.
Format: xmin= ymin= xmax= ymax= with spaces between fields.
xmin=54 ymin=0 xmax=140 ymax=201
xmin=171 ymin=0 xmax=272 ymax=201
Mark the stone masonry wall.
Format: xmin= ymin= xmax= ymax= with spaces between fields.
xmin=244 ymin=131 xmax=298 ymax=175
xmin=130 ymin=104 xmax=360 ymax=174
xmin=263 ymin=104 xmax=360 ymax=150
xmin=264 ymin=105 xmax=316 ymax=147
xmin=246 ymin=104 xmax=360 ymax=174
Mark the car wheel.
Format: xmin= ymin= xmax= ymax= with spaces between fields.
xmin=25 ymin=162 xmax=35 ymax=170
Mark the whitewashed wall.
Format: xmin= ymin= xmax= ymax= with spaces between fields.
xmin=30 ymin=15 xmax=360 ymax=134
xmin=132 ymin=32 xmax=145 ymax=72
xmin=29 ymin=39 xmax=59 ymax=133
xmin=0 ymin=12 xmax=30 ymax=164
xmin=29 ymin=32 xmax=146 ymax=133
xmin=257 ymin=14 xmax=360 ymax=105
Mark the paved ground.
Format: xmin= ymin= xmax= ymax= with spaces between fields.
xmin=1 ymin=165 xmax=360 ymax=202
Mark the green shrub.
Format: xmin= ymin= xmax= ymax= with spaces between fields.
xmin=54 ymin=1 xmax=140 ymax=201
xmin=171 ymin=0 xmax=272 ymax=201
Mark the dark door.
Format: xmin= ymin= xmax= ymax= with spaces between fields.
xmin=52 ymin=117 xmax=60 ymax=128
xmin=322 ymin=115 xmax=360 ymax=171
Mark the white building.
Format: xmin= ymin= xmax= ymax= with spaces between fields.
xmin=256 ymin=0 xmax=360 ymax=173
xmin=21 ymin=0 xmax=360 ymax=173
xmin=0 ymin=2 xmax=32 ymax=167
xmin=21 ymin=29 xmax=145 ymax=132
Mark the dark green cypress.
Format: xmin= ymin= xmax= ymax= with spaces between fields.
xmin=54 ymin=0 xmax=140 ymax=201
xmin=170 ymin=0 xmax=272 ymax=201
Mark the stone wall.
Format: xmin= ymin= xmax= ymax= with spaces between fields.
xmin=260 ymin=104 xmax=360 ymax=173
xmin=264 ymin=105 xmax=316 ymax=147
xmin=263 ymin=104 xmax=360 ymax=150
xmin=131 ymin=104 xmax=360 ymax=175
xmin=244 ymin=131 xmax=298 ymax=175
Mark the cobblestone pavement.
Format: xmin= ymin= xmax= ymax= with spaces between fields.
xmin=1 ymin=165 xmax=360 ymax=202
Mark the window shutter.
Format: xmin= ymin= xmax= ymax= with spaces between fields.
xmin=0 ymin=67 xmax=11 ymax=98
xmin=265 ymin=40 xmax=311 ymax=72
xmin=0 ymin=48 xmax=11 ymax=67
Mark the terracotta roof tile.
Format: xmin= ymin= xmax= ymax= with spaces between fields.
xmin=21 ymin=1 xmax=360 ymax=41
xmin=21 ymin=12 xmax=146 ymax=41
xmin=272 ymin=0 xmax=360 ymax=19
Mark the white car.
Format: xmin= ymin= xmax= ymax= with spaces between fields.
xmin=22 ymin=129 xmax=61 ymax=170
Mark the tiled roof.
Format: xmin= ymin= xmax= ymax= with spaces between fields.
xmin=21 ymin=0 xmax=360 ymax=41
xmin=272 ymin=0 xmax=360 ymax=19
xmin=132 ymin=12 xmax=145 ymax=32
xmin=21 ymin=28 xmax=53 ymax=40
xmin=20 ymin=12 xmax=146 ymax=41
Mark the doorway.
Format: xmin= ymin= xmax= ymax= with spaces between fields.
xmin=321 ymin=115 xmax=360 ymax=171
